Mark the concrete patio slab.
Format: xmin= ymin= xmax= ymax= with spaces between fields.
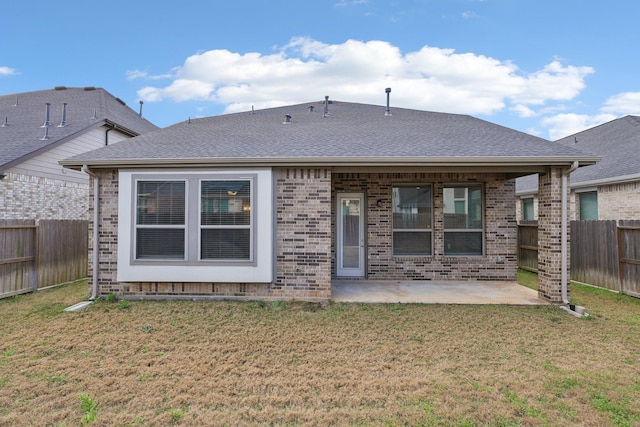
xmin=331 ymin=280 xmax=544 ymax=305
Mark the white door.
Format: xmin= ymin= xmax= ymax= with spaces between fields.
xmin=337 ymin=193 xmax=365 ymax=277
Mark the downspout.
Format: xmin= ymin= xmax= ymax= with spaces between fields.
xmin=561 ymin=161 xmax=579 ymax=305
xmin=82 ymin=164 xmax=100 ymax=300
xmin=105 ymin=123 xmax=114 ymax=146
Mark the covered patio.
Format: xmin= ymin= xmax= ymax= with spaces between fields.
xmin=331 ymin=280 xmax=544 ymax=305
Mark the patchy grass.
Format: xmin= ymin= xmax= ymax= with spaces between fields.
xmin=0 ymin=273 xmax=638 ymax=426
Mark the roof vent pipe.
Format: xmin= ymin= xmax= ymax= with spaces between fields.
xmin=58 ymin=102 xmax=67 ymax=127
xmin=139 ymin=100 xmax=144 ymax=117
xmin=91 ymin=109 xmax=97 ymax=119
xmin=283 ymin=114 xmax=292 ymax=124
xmin=41 ymin=125 xmax=50 ymax=140
xmin=308 ymin=105 xmax=314 ymax=113
xmin=385 ymin=87 xmax=392 ymax=116
xmin=323 ymin=96 xmax=329 ymax=118
xmin=41 ymin=103 xmax=51 ymax=127
xmin=2 ymin=117 xmax=8 ymax=127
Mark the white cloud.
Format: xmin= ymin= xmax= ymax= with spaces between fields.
xmin=601 ymin=92 xmax=640 ymax=115
xmin=539 ymin=91 xmax=640 ymax=140
xmin=541 ymin=113 xmax=616 ymax=140
xmin=0 ymin=66 xmax=17 ymax=76
xmin=136 ymin=37 xmax=593 ymax=119
xmin=461 ymin=11 xmax=479 ymax=19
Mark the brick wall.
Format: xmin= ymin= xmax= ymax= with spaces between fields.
xmin=597 ymin=181 xmax=640 ymax=220
xmin=537 ymin=168 xmax=566 ymax=303
xmin=0 ymin=172 xmax=88 ymax=220
xmin=272 ymin=168 xmax=332 ymax=299
xmin=332 ymin=172 xmax=518 ymax=281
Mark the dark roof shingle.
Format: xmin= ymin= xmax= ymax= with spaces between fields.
xmin=0 ymin=87 xmax=158 ymax=169
xmin=61 ymin=100 xmax=597 ymax=168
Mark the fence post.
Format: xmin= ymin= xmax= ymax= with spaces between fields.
xmin=617 ymin=221 xmax=624 ymax=287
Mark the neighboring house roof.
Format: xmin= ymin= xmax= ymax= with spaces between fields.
xmin=516 ymin=115 xmax=640 ymax=194
xmin=0 ymin=87 xmax=159 ymax=172
xmin=61 ymin=99 xmax=598 ymax=173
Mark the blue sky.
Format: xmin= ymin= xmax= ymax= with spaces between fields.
xmin=2 ymin=0 xmax=639 ymax=140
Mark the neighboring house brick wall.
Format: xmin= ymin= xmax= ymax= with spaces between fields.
xmin=333 ymin=172 xmax=518 ymax=281
xmin=0 ymin=171 xmax=88 ymax=220
xmin=272 ymin=168 xmax=332 ymax=299
xmin=596 ymin=181 xmax=640 ymax=220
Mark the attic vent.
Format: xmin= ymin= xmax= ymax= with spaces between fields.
xmin=84 ymin=86 xmax=96 ymax=91
xmin=58 ymin=102 xmax=67 ymax=127
xmin=41 ymin=103 xmax=51 ymax=127
xmin=283 ymin=114 xmax=292 ymax=124
xmin=115 ymin=97 xmax=125 ymax=106
xmin=384 ymin=87 xmax=392 ymax=117
xmin=54 ymin=86 xmax=67 ymax=90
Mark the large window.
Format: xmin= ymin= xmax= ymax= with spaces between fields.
xmin=579 ymin=191 xmax=598 ymax=220
xmin=443 ymin=184 xmax=483 ymax=256
xmin=392 ymin=185 xmax=432 ymax=256
xmin=134 ymin=176 xmax=254 ymax=263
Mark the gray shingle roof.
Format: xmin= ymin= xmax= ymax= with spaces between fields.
xmin=516 ymin=115 xmax=640 ymax=193
xmin=0 ymin=87 xmax=158 ymax=170
xmin=61 ymin=100 xmax=598 ymax=169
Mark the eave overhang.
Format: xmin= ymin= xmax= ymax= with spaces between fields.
xmin=60 ymin=155 xmax=601 ymax=172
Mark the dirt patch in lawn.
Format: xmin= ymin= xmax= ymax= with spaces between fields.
xmin=0 ymin=276 xmax=639 ymax=426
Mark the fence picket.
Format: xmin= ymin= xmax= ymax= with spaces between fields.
xmin=0 ymin=220 xmax=88 ymax=299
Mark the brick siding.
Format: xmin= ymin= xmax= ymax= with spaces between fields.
xmin=536 ymin=168 xmax=566 ymax=303
xmin=0 ymin=172 xmax=88 ymax=220
xmin=333 ymin=172 xmax=518 ymax=281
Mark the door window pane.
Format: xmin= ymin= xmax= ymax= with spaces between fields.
xmin=341 ymin=199 xmax=361 ymax=268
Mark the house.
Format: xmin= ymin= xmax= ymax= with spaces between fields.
xmin=516 ymin=115 xmax=640 ymax=221
xmin=60 ymin=96 xmax=599 ymax=303
xmin=0 ymin=87 xmax=158 ymax=220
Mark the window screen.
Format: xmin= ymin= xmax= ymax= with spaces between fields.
xmin=444 ymin=184 xmax=483 ymax=255
xmin=392 ymin=185 xmax=432 ymax=256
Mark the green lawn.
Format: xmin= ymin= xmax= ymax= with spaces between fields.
xmin=0 ymin=273 xmax=638 ymax=426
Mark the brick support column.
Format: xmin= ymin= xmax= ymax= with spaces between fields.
xmin=537 ymin=167 xmax=567 ymax=303
xmin=273 ymin=168 xmax=332 ymax=300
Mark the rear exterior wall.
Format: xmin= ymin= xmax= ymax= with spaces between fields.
xmin=332 ymin=172 xmax=518 ymax=281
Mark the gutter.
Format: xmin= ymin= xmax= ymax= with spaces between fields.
xmin=59 ymin=155 xmax=602 ymax=170
xmin=82 ymin=164 xmax=100 ymax=300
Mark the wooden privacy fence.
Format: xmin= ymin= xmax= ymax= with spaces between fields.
xmin=517 ymin=220 xmax=640 ymax=297
xmin=0 ymin=219 xmax=88 ymax=299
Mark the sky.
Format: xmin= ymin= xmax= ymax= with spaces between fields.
xmin=2 ymin=0 xmax=639 ymax=140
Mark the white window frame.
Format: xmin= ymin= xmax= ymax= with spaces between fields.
xmin=118 ymin=169 xmax=273 ymax=283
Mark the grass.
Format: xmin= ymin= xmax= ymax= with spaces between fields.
xmin=0 ymin=272 xmax=639 ymax=426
